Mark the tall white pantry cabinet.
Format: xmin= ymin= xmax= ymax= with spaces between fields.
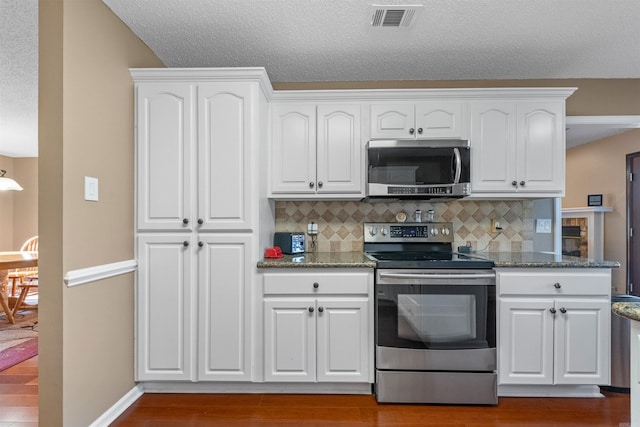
xmin=132 ymin=69 xmax=274 ymax=382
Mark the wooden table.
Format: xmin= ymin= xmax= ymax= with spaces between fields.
xmin=0 ymin=251 xmax=38 ymax=324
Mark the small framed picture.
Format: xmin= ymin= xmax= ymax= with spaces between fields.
xmin=588 ymin=194 xmax=603 ymax=207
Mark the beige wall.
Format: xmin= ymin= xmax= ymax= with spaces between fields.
xmin=566 ymin=129 xmax=640 ymax=293
xmin=13 ymin=157 xmax=38 ymax=248
xmin=0 ymin=155 xmax=15 ymax=250
xmin=39 ymin=1 xmax=164 ymax=426
xmin=0 ymin=156 xmax=38 ymax=250
xmin=32 ymin=2 xmax=640 ymax=423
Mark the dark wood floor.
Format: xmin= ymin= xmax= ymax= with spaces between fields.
xmin=0 ymin=355 xmax=38 ymax=426
xmin=112 ymin=389 xmax=631 ymax=427
xmin=0 ymin=356 xmax=631 ymax=426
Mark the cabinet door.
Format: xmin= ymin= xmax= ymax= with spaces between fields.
xmin=470 ymin=102 xmax=518 ymax=193
xmin=136 ymin=83 xmax=193 ymax=231
xmin=516 ymin=102 xmax=565 ymax=194
xmin=264 ymin=298 xmax=316 ymax=382
xmin=316 ymin=105 xmax=363 ymax=195
xmin=271 ymin=104 xmax=317 ymax=194
xmin=136 ymin=234 xmax=194 ymax=381
xmin=554 ymin=299 xmax=610 ymax=385
xmin=370 ymin=103 xmax=415 ymax=139
xmin=498 ymin=298 xmax=554 ymax=385
xmin=415 ymin=102 xmax=467 ymax=139
xmin=316 ymin=298 xmax=370 ymax=382
xmin=197 ymin=234 xmax=252 ymax=381
xmin=198 ymin=83 xmax=255 ymax=231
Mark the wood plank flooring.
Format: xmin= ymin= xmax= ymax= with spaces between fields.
xmin=0 ymin=355 xmax=38 ymax=427
xmin=0 ymin=356 xmax=631 ymax=426
xmin=112 ymin=389 xmax=631 ymax=427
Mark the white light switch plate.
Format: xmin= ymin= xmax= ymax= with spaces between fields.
xmin=84 ymin=176 xmax=99 ymax=201
xmin=535 ymin=218 xmax=552 ymax=234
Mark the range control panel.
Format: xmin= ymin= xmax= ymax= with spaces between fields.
xmin=364 ymin=222 xmax=453 ymax=243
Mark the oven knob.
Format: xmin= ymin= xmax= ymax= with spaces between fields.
xmin=380 ymin=227 xmax=388 ymax=236
xmin=443 ymin=228 xmax=450 ymax=236
xmin=369 ymin=227 xmax=377 ymax=236
xmin=431 ymin=228 xmax=439 ymax=236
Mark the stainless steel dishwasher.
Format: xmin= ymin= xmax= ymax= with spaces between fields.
xmin=608 ymin=293 xmax=640 ymax=391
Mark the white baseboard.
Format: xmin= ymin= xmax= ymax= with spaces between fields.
xmin=89 ymin=383 xmax=144 ymax=427
xmin=498 ymin=384 xmax=604 ymax=398
xmin=142 ymin=381 xmax=373 ymax=394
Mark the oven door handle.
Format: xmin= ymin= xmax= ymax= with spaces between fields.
xmin=378 ymin=272 xmax=496 ymax=280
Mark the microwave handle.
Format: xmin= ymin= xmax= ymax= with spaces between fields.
xmin=453 ymin=147 xmax=462 ymax=184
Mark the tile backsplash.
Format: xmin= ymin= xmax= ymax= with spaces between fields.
xmin=275 ymin=200 xmax=534 ymax=253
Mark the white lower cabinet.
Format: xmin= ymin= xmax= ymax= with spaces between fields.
xmin=262 ymin=270 xmax=373 ymax=383
xmin=497 ymin=269 xmax=611 ymax=392
xmin=136 ymin=233 xmax=253 ymax=382
xmin=136 ymin=234 xmax=195 ymax=381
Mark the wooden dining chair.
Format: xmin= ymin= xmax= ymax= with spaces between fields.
xmin=11 ymin=279 xmax=38 ymax=317
xmin=8 ymin=236 xmax=38 ymax=297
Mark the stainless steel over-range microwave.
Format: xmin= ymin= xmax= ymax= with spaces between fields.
xmin=366 ymin=139 xmax=470 ymax=200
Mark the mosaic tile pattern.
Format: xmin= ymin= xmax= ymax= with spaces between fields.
xmin=275 ymin=200 xmax=534 ymax=253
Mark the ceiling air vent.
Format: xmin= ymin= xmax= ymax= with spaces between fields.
xmin=371 ymin=5 xmax=423 ymax=28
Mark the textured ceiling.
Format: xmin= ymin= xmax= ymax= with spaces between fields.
xmin=0 ymin=0 xmax=37 ymax=158
xmin=2 ymin=1 xmax=640 ymax=158
xmin=102 ymin=0 xmax=640 ymax=82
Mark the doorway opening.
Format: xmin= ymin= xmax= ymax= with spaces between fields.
xmin=626 ymin=151 xmax=640 ymax=296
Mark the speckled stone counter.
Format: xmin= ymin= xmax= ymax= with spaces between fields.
xmin=257 ymin=251 xmax=376 ymax=269
xmin=612 ymin=302 xmax=640 ymax=321
xmin=478 ymin=251 xmax=621 ymax=268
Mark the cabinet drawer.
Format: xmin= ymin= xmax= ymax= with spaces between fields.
xmin=263 ymin=272 xmax=370 ymax=295
xmin=498 ymin=270 xmax=611 ymax=296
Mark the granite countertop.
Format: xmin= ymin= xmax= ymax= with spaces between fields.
xmin=612 ymin=302 xmax=640 ymax=322
xmin=257 ymin=251 xmax=619 ymax=269
xmin=257 ymin=251 xmax=376 ymax=269
xmin=478 ymin=251 xmax=620 ymax=269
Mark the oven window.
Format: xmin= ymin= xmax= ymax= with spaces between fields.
xmin=367 ymin=147 xmax=470 ymax=185
xmin=376 ymin=284 xmax=495 ymax=350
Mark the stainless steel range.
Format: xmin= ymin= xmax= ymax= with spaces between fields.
xmin=364 ymin=222 xmax=498 ymax=405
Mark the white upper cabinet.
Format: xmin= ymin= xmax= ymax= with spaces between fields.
xmin=197 ymin=83 xmax=256 ymax=231
xmin=136 ymin=83 xmax=194 ymax=231
xmin=136 ymin=81 xmax=257 ymax=231
xmin=270 ymin=103 xmax=363 ymax=197
xmin=470 ymin=101 xmax=565 ymax=197
xmin=370 ymin=102 xmax=468 ymax=139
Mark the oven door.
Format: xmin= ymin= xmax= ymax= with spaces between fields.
xmin=375 ymin=269 xmax=496 ymax=371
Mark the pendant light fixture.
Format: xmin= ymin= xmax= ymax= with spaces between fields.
xmin=0 ymin=170 xmax=23 ymax=191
